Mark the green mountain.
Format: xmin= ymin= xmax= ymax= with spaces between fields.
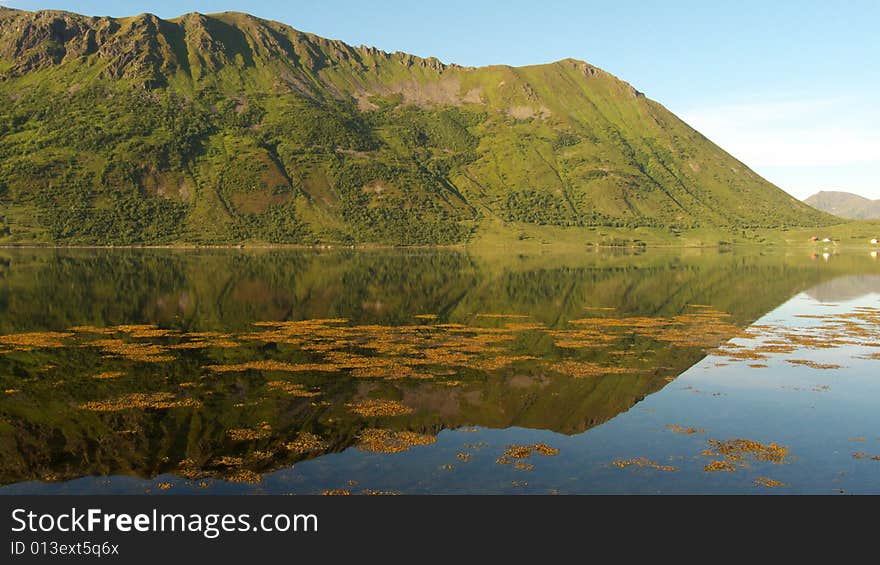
xmin=805 ymin=191 xmax=880 ymax=220
xmin=0 ymin=7 xmax=833 ymax=245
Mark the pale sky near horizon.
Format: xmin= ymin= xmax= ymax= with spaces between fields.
xmin=3 ymin=0 xmax=879 ymax=200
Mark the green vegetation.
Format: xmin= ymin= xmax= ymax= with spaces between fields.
xmin=0 ymin=7 xmax=841 ymax=246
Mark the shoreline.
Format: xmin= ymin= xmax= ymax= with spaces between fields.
xmin=1 ymin=242 xmax=878 ymax=251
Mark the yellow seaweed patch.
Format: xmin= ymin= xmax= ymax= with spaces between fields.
xmin=414 ymin=314 xmax=438 ymax=320
xmin=497 ymin=443 xmax=559 ymax=465
xmin=475 ymin=314 xmax=530 ymax=319
xmin=167 ymin=342 xmax=212 ymax=350
xmin=355 ymin=429 xmax=436 ymax=453
xmin=69 ymin=326 xmax=116 ymax=335
xmin=504 ymin=322 xmax=545 ymax=331
xmin=253 ymin=318 xmax=348 ymax=328
xmin=786 ymin=359 xmax=843 ymax=370
xmin=754 ymin=477 xmax=785 ymax=488
xmin=346 ymin=399 xmax=414 ymax=417
xmin=550 ymin=360 xmax=637 ymax=378
xmin=533 ymin=443 xmax=560 ymax=456
xmin=206 ymin=361 xmax=337 ymax=373
xmin=266 ymin=381 xmax=320 ymax=397
xmin=0 ymin=332 xmax=72 ymax=349
xmin=90 ymin=371 xmax=125 ymax=380
xmin=79 ymin=392 xmax=200 ymax=411
xmin=612 ymin=458 xmax=677 ymax=472
xmin=114 ymin=324 xmax=160 ymax=333
xmin=88 ymin=339 xmax=173 ymax=363
xmin=703 ymin=460 xmax=736 ymax=473
xmin=468 ymin=355 xmax=537 ymax=371
xmin=227 ymin=428 xmax=271 ymax=441
xmin=128 ymin=328 xmax=175 ymax=339
xmin=701 ymin=438 xmax=790 ymax=473
xmin=285 ymin=433 xmax=328 ymax=455
xmin=226 ymin=470 xmax=261 ymax=484
xmin=666 ymin=424 xmax=705 ymax=435
xmin=720 ymin=308 xmax=880 ymax=366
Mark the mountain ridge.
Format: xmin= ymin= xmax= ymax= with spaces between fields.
xmin=804 ymin=191 xmax=880 ymax=220
xmin=0 ymin=7 xmax=834 ymax=245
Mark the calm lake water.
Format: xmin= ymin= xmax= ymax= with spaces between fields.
xmin=1 ymin=247 xmax=879 ymax=494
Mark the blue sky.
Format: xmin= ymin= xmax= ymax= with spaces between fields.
xmin=4 ymin=0 xmax=879 ymax=198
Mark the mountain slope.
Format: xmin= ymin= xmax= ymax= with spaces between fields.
xmin=0 ymin=7 xmax=834 ymax=245
xmin=805 ymin=191 xmax=880 ymax=220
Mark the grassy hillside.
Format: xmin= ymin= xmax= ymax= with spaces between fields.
xmin=0 ymin=7 xmax=836 ymax=245
xmin=805 ymin=191 xmax=880 ymax=220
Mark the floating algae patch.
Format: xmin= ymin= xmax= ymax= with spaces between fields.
xmin=90 ymin=371 xmax=125 ymax=380
xmin=703 ymin=460 xmax=736 ymax=473
xmin=612 ymin=458 xmax=677 ymax=472
xmin=126 ymin=327 xmax=175 ymax=339
xmin=266 ymin=381 xmax=321 ymax=397
xmin=87 ymin=339 xmax=174 ymax=363
xmin=227 ymin=428 xmax=271 ymax=441
xmin=69 ymin=326 xmax=116 ymax=335
xmin=496 ymin=443 xmax=560 ymax=465
xmin=475 ymin=314 xmax=531 ymax=319
xmin=346 ymin=399 xmax=414 ymax=417
xmin=213 ymin=456 xmax=244 ymax=466
xmin=700 ymin=438 xmax=790 ymax=474
xmin=564 ymin=309 xmax=741 ymax=351
xmin=468 ymin=355 xmax=537 ymax=371
xmin=355 ymin=429 xmax=436 ymax=453
xmin=718 ymin=306 xmax=880 ymax=367
xmin=666 ymin=424 xmax=706 ymax=435
xmin=549 ymin=328 xmax=618 ymax=349
xmin=285 ymin=433 xmax=328 ymax=455
xmin=226 ymin=470 xmax=262 ymax=484
xmin=79 ymin=392 xmax=200 ymax=412
xmin=206 ymin=361 xmax=338 ymax=373
xmin=550 ymin=360 xmax=638 ymax=378
xmin=786 ymin=359 xmax=843 ymax=370
xmin=753 ymin=477 xmax=785 ymax=488
xmin=0 ymin=332 xmax=73 ymax=350
xmin=350 ymin=364 xmax=432 ymax=380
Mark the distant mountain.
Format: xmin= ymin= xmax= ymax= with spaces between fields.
xmin=0 ymin=7 xmax=833 ymax=245
xmin=804 ymin=191 xmax=880 ymax=220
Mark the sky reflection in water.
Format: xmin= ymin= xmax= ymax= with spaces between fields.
xmin=0 ymin=248 xmax=878 ymax=494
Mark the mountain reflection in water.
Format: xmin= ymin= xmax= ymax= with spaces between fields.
xmin=0 ymin=248 xmax=878 ymax=493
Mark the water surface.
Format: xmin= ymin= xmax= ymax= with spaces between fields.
xmin=1 ymin=248 xmax=878 ymax=493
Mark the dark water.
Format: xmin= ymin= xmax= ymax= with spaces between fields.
xmin=1 ymin=247 xmax=879 ymax=494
